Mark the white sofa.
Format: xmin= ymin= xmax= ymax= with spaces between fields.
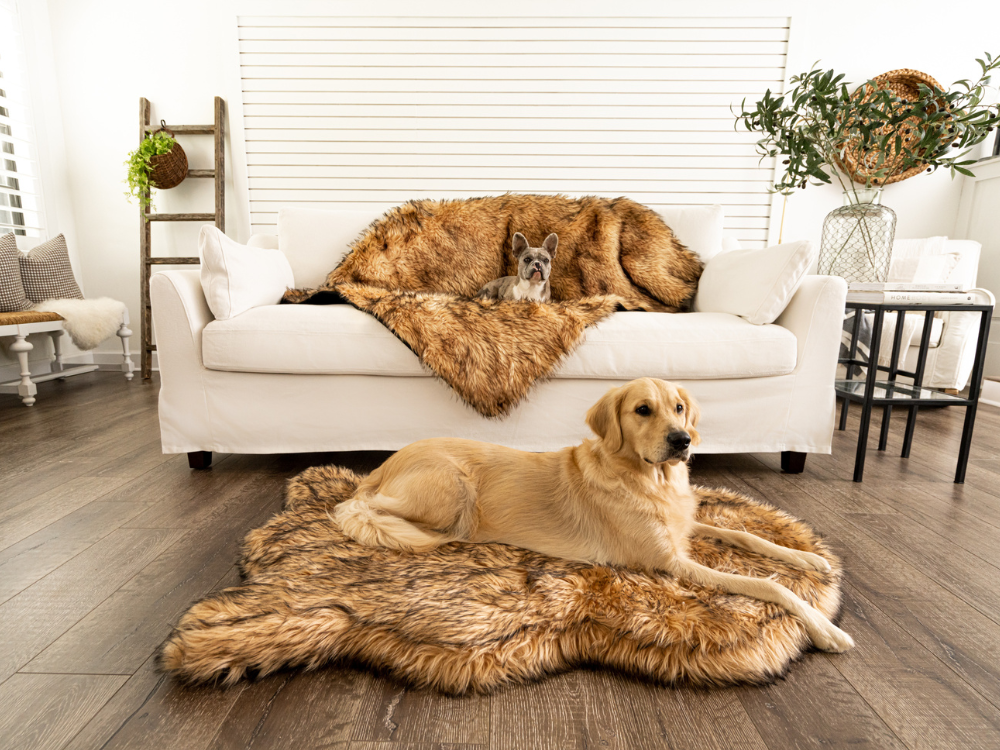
xmin=150 ymin=207 xmax=847 ymax=470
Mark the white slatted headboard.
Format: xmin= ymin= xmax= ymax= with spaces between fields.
xmin=238 ymin=14 xmax=788 ymax=249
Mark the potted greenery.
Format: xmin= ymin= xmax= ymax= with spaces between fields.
xmin=736 ymin=54 xmax=1000 ymax=283
xmin=124 ymin=126 xmax=188 ymax=214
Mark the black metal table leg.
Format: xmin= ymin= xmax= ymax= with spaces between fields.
xmin=878 ymin=309 xmax=907 ymax=451
xmin=902 ymin=310 xmax=935 ymax=459
xmin=955 ymin=310 xmax=992 ymax=483
xmin=840 ymin=308 xmax=863 ymax=431
xmin=854 ymin=307 xmax=885 ymax=482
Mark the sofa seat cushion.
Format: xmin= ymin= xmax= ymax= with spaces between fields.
xmin=202 ymin=306 xmax=797 ymax=380
xmin=203 ymin=305 xmax=428 ymax=377
xmin=555 ymin=311 xmax=796 ymax=379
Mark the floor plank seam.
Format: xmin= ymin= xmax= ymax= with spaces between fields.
xmin=839 ymin=581 xmax=1000 ymax=715
xmin=742 ymin=457 xmax=1000 ymax=630
xmin=90 ymin=672 xmax=169 ymax=750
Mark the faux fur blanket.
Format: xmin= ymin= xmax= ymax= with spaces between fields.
xmin=159 ymin=465 xmax=842 ymax=694
xmin=283 ymin=195 xmax=703 ymax=417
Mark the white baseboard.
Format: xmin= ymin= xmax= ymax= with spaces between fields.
xmin=982 ymin=379 xmax=1000 ymax=408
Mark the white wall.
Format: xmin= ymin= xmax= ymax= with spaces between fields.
xmin=40 ymin=0 xmax=247 ymax=366
xmin=21 ymin=0 xmax=1000 ymax=364
xmin=778 ymin=2 xmax=1000 ymax=248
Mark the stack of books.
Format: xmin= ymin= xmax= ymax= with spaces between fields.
xmin=846 ymin=282 xmax=976 ymax=305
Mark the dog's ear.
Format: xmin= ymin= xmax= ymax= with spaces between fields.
xmin=586 ymin=386 xmax=624 ymax=453
xmin=678 ymin=386 xmax=701 ymax=446
xmin=512 ymin=232 xmax=528 ymax=256
xmin=542 ymin=233 xmax=558 ymax=258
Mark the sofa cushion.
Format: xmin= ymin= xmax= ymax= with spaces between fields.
xmin=655 ymin=205 xmax=725 ymax=264
xmin=695 ymin=240 xmax=816 ymax=325
xmin=199 ymin=227 xmax=295 ymax=321
xmin=202 ymin=306 xmax=797 ymax=380
xmin=555 ymin=311 xmax=796 ymax=379
xmin=277 ymin=204 xmax=725 ymax=288
xmin=278 ymin=207 xmax=380 ymax=288
xmin=203 ymin=304 xmax=427 ymax=376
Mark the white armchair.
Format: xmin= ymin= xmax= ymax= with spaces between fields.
xmin=873 ymin=237 xmax=986 ymax=390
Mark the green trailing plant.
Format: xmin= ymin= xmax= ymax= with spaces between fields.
xmin=124 ymin=130 xmax=177 ymax=213
xmin=736 ymin=53 xmax=1000 ymax=198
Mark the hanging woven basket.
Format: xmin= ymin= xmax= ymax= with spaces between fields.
xmin=840 ymin=69 xmax=948 ymax=186
xmin=148 ymin=123 xmax=188 ymax=190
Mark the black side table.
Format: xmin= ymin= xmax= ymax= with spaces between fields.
xmin=837 ymin=298 xmax=993 ymax=483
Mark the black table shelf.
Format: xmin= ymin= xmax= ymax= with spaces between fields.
xmin=836 ymin=299 xmax=993 ymax=483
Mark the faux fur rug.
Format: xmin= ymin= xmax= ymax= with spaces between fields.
xmin=33 ymin=297 xmax=125 ymax=350
xmin=282 ymin=195 xmax=703 ymax=417
xmin=159 ymin=465 xmax=842 ymax=694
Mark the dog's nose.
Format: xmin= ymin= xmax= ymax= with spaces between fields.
xmin=667 ymin=431 xmax=691 ymax=450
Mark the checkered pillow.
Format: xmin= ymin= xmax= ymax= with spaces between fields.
xmin=0 ymin=233 xmax=33 ymax=312
xmin=19 ymin=234 xmax=84 ymax=302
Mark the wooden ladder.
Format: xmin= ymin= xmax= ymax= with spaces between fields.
xmin=138 ymin=96 xmax=225 ymax=380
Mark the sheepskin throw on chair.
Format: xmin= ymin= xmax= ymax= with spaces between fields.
xmin=159 ymin=464 xmax=843 ymax=694
xmin=282 ymin=195 xmax=703 ymax=417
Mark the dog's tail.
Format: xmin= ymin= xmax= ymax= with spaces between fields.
xmin=334 ymin=494 xmax=452 ymax=553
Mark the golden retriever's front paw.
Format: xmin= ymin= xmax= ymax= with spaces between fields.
xmin=811 ymin=621 xmax=855 ymax=653
xmin=790 ymin=550 xmax=832 ymax=574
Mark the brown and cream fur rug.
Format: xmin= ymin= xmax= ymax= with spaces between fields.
xmin=158 ymin=466 xmax=842 ymax=694
xmin=282 ymin=195 xmax=703 ymax=417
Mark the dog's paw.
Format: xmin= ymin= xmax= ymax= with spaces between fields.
xmin=811 ymin=622 xmax=855 ymax=653
xmin=790 ymin=550 xmax=832 ymax=574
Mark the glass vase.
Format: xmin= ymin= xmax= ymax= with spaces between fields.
xmin=818 ymin=188 xmax=896 ymax=284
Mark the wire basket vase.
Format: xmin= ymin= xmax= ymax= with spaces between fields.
xmin=818 ymin=188 xmax=896 ymax=284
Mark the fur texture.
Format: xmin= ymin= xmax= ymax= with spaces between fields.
xmin=281 ymin=195 xmax=703 ymax=417
xmin=158 ymin=465 xmax=842 ymax=694
xmin=33 ymin=297 xmax=125 ymax=350
xmin=284 ymin=195 xmax=702 ymax=310
xmin=333 ymin=285 xmax=620 ymax=416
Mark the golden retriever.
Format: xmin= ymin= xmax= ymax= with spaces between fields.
xmin=334 ymin=377 xmax=854 ymax=653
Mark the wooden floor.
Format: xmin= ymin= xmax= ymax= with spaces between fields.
xmin=2 ymin=372 xmax=1000 ymax=750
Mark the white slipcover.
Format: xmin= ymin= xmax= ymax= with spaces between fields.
xmin=151 ymin=270 xmax=847 ymax=456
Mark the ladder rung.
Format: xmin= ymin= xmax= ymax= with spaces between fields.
xmin=187 ymin=169 xmax=215 ymax=178
xmin=148 ymin=213 xmax=214 ymax=222
xmin=145 ymin=125 xmax=214 ymax=135
xmin=147 ymin=257 xmax=200 ymax=265
xmin=145 ymin=344 xmax=157 ymax=351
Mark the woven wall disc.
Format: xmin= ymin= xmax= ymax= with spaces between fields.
xmin=840 ymin=68 xmax=947 ymax=186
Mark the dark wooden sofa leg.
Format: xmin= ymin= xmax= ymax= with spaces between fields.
xmin=780 ymin=451 xmax=806 ymax=474
xmin=188 ymin=451 xmax=213 ymax=470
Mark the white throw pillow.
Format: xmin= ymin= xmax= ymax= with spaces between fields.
xmin=694 ymin=240 xmax=816 ymax=325
xmin=656 ymin=205 xmax=725 ymax=264
xmin=278 ymin=207 xmax=380 ymax=288
xmin=199 ymin=226 xmax=295 ymax=321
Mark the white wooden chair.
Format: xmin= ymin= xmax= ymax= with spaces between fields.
xmin=0 ymin=309 xmax=133 ymax=405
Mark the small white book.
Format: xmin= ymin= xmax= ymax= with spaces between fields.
xmin=849 ymin=282 xmax=965 ymax=292
xmin=846 ymin=290 xmax=978 ymax=305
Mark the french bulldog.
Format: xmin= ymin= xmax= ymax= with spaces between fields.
xmin=477 ymin=232 xmax=557 ymax=302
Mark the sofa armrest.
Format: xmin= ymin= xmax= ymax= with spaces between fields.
xmin=150 ymin=270 xmax=213 ymax=367
xmin=150 ymin=270 xmax=215 ymax=453
xmin=774 ymin=275 xmax=848 ymax=376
